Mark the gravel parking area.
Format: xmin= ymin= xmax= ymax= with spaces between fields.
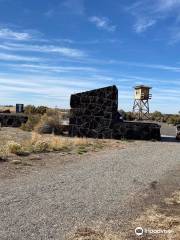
xmin=0 ymin=140 xmax=179 ymax=240
xmin=160 ymin=122 xmax=176 ymax=136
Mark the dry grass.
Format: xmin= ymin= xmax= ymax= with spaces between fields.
xmin=0 ymin=140 xmax=30 ymax=160
xmin=0 ymin=106 xmax=15 ymax=112
xmin=165 ymin=191 xmax=180 ymax=205
xmin=30 ymin=132 xmax=70 ymax=152
xmin=68 ymin=227 xmax=122 ymax=240
xmin=6 ymin=141 xmax=22 ymax=154
xmin=30 ymin=133 xmax=105 ymax=152
xmin=0 ymin=128 xmax=125 ymax=163
xmin=70 ymin=137 xmax=90 ymax=146
xmin=0 ymin=132 xmax=104 ymax=158
xmin=133 ymin=207 xmax=180 ymax=239
xmin=34 ymin=113 xmax=60 ymax=133
xmin=132 ymin=191 xmax=180 ymax=240
xmin=68 ymin=191 xmax=180 ymax=240
xmin=0 ymin=145 xmax=9 ymax=161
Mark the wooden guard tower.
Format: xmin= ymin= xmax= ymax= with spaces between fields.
xmin=133 ymin=85 xmax=152 ymax=120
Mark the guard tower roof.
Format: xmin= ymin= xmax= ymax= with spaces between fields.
xmin=134 ymin=85 xmax=152 ymax=89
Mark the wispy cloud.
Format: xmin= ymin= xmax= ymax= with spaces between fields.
xmin=0 ymin=77 xmax=40 ymax=87
xmin=0 ymin=73 xmax=108 ymax=104
xmin=54 ymin=38 xmax=121 ymax=45
xmin=127 ymin=0 xmax=180 ymax=34
xmin=85 ymin=57 xmax=180 ymax=73
xmin=89 ymin=16 xmax=116 ymax=32
xmin=0 ymin=28 xmax=31 ymax=40
xmin=0 ymin=53 xmax=41 ymax=62
xmin=156 ymin=0 xmax=180 ymax=12
xmin=120 ymin=74 xmax=180 ymax=86
xmin=6 ymin=63 xmax=97 ymax=73
xmin=62 ymin=0 xmax=85 ymax=15
xmin=0 ymin=43 xmax=86 ymax=58
xmin=134 ymin=18 xmax=156 ymax=33
xmin=44 ymin=0 xmax=85 ymax=19
xmin=109 ymin=59 xmax=180 ymax=72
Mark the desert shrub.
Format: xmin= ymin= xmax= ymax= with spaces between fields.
xmin=46 ymin=108 xmax=68 ymax=120
xmin=33 ymin=140 xmax=49 ymax=153
xmin=30 ymin=133 xmax=49 ymax=152
xmin=24 ymin=105 xmax=48 ymax=115
xmin=0 ymin=146 xmax=9 ymax=161
xmin=6 ymin=141 xmax=22 ymax=154
xmin=30 ymin=132 xmax=69 ymax=152
xmin=34 ymin=110 xmax=63 ymax=134
xmin=121 ymin=110 xmax=180 ymax=124
xmin=20 ymin=114 xmax=41 ymax=131
xmin=35 ymin=106 xmax=48 ymax=115
xmin=24 ymin=105 xmax=37 ymax=114
xmin=161 ymin=115 xmax=169 ymax=122
xmin=166 ymin=115 xmax=180 ymax=125
xmin=22 ymin=106 xmax=68 ymax=134
xmin=46 ymin=108 xmax=62 ymax=117
xmin=5 ymin=141 xmax=30 ymax=156
xmin=151 ymin=111 xmax=163 ymax=121
xmin=0 ymin=141 xmax=29 ymax=159
xmin=124 ymin=112 xmax=135 ymax=121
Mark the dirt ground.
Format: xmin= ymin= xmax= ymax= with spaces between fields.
xmin=159 ymin=122 xmax=176 ymax=136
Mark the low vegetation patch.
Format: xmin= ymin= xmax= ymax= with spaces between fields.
xmin=34 ymin=110 xmax=62 ymax=134
xmin=0 ymin=145 xmax=9 ymax=161
xmin=21 ymin=114 xmax=41 ymax=132
xmin=68 ymin=191 xmax=180 ymax=240
xmin=6 ymin=141 xmax=23 ymax=154
xmin=131 ymin=190 xmax=180 ymax=240
xmin=21 ymin=107 xmax=67 ymax=133
xmin=0 ymin=131 xmax=115 ymax=162
xmin=30 ymin=132 xmax=70 ymax=152
xmin=68 ymin=227 xmax=122 ymax=240
xmin=120 ymin=109 xmax=180 ymax=125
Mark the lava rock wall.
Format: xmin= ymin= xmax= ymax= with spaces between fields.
xmin=112 ymin=121 xmax=161 ymax=140
xmin=0 ymin=113 xmax=28 ymax=127
xmin=69 ymin=85 xmax=118 ymax=138
xmin=69 ymin=85 xmax=161 ymax=140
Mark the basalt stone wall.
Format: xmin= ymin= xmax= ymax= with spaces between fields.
xmin=69 ymin=85 xmax=118 ymax=138
xmin=69 ymin=85 xmax=161 ymax=140
xmin=0 ymin=113 xmax=28 ymax=127
xmin=112 ymin=122 xmax=161 ymax=140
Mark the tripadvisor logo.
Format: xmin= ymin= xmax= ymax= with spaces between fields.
xmin=135 ymin=227 xmax=144 ymax=236
xmin=135 ymin=226 xmax=173 ymax=236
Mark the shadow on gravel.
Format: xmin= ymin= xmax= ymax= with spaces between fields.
xmin=161 ymin=136 xmax=179 ymax=143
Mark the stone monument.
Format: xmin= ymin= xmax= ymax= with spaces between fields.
xmin=69 ymin=85 xmax=161 ymax=140
xmin=69 ymin=85 xmax=118 ymax=138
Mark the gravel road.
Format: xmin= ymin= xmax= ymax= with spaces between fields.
xmin=0 ymin=140 xmax=179 ymax=240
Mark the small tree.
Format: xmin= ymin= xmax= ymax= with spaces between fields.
xmin=24 ymin=105 xmax=48 ymax=115
xmin=24 ymin=105 xmax=37 ymax=114
xmin=36 ymin=106 xmax=48 ymax=115
xmin=151 ymin=111 xmax=163 ymax=121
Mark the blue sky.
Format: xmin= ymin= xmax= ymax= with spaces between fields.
xmin=0 ymin=0 xmax=180 ymax=113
